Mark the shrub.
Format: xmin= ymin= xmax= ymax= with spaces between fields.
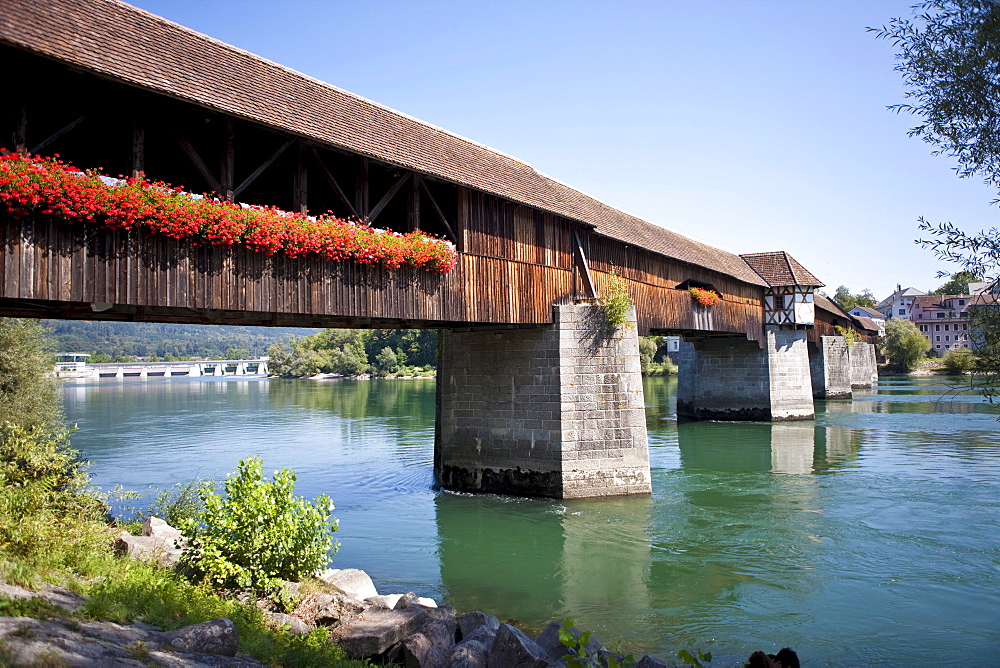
xmin=0 ymin=425 xmax=116 ymax=579
xmin=0 ymin=318 xmax=63 ymax=435
xmin=373 ymin=347 xmax=400 ymax=376
xmin=134 ymin=478 xmax=212 ymax=529
xmin=602 ymin=267 xmax=633 ymax=329
xmin=942 ymin=347 xmax=976 ymax=374
xmin=880 ymin=318 xmax=929 ymax=371
xmin=179 ymin=457 xmax=338 ymax=607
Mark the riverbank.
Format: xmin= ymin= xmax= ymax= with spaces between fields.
xmin=2 ymin=517 xmax=688 ymax=667
xmin=877 ymin=359 xmax=951 ymax=376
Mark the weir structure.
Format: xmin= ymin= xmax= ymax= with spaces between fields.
xmin=0 ymin=0 xmax=878 ymax=499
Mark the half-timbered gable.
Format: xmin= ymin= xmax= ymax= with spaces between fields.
xmin=741 ymin=252 xmax=823 ymax=327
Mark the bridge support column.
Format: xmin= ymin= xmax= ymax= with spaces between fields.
xmin=809 ymin=336 xmax=852 ymax=399
xmin=435 ymin=303 xmax=651 ymax=499
xmin=677 ymin=326 xmax=814 ymax=421
xmin=849 ymin=342 xmax=878 ymax=388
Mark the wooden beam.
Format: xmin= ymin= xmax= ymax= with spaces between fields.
xmin=355 ymin=156 xmax=369 ymax=219
xmin=177 ymin=133 xmax=223 ymax=193
xmin=15 ymin=104 xmax=27 ymax=153
xmin=30 ymin=115 xmax=86 ymax=154
xmin=367 ymin=172 xmax=411 ymax=223
xmin=233 ymin=138 xmax=293 ymax=198
xmin=131 ymin=123 xmax=145 ymax=178
xmin=408 ymin=174 xmax=421 ymax=231
xmin=419 ymin=179 xmax=458 ymax=243
xmin=310 ymin=145 xmax=359 ymax=219
xmin=574 ymin=229 xmax=597 ymax=299
xmin=219 ymin=119 xmax=235 ymax=201
xmin=293 ymin=141 xmax=308 ymax=214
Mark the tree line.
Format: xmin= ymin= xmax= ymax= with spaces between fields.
xmin=267 ymin=329 xmax=438 ymax=377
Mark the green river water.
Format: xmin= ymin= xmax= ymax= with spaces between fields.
xmin=61 ymin=375 xmax=1000 ymax=665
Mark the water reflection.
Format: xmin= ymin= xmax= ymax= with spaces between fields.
xmin=435 ymin=492 xmax=655 ymax=642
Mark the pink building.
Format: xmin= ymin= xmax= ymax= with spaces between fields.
xmin=910 ymin=295 xmax=974 ymax=353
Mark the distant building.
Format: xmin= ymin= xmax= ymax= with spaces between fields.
xmin=875 ymin=285 xmax=926 ymax=321
xmin=847 ymin=306 xmax=886 ymax=335
xmin=968 ymin=281 xmax=1000 ymax=295
xmin=910 ymin=295 xmax=974 ymax=353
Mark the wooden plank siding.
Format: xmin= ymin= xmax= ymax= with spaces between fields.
xmin=2 ymin=203 xmax=767 ymax=336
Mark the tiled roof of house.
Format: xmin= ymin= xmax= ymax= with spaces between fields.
xmin=0 ymin=0 xmax=773 ymax=286
xmin=854 ymin=316 xmax=881 ymax=332
xmin=971 ymin=293 xmax=1000 ymax=306
xmin=739 ymin=251 xmax=823 ymax=288
xmin=850 ymin=306 xmax=884 ymax=319
xmin=814 ymin=294 xmax=849 ymax=318
xmin=912 ymin=294 xmax=965 ymax=310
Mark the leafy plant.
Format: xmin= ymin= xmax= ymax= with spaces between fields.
xmin=880 ymin=318 xmax=930 ymax=371
xmin=558 ymin=618 xmax=633 ymax=668
xmin=136 ymin=478 xmax=212 ymax=529
xmin=942 ymin=347 xmax=976 ymax=374
xmin=677 ymin=647 xmax=712 ymax=666
xmin=0 ymin=318 xmax=64 ymax=435
xmin=179 ymin=457 xmax=338 ymax=609
xmin=0 ymin=425 xmax=116 ymax=578
xmin=601 ymin=267 xmax=633 ymax=329
xmin=835 ymin=325 xmax=861 ymax=347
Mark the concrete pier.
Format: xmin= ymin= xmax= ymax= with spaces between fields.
xmin=676 ymin=326 xmax=815 ymax=421
xmin=435 ymin=303 xmax=651 ymax=499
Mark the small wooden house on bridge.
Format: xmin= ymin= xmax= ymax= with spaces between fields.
xmin=0 ymin=0 xmax=875 ymax=498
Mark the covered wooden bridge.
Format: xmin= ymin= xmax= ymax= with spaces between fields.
xmin=0 ymin=0 xmax=873 ymax=498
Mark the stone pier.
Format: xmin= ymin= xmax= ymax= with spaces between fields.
xmin=676 ymin=326 xmax=814 ymax=421
xmin=435 ymin=303 xmax=651 ymax=499
xmin=809 ymin=336 xmax=852 ymax=399
xmin=849 ymin=342 xmax=878 ymax=388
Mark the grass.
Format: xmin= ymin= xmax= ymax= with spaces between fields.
xmin=82 ymin=560 xmax=367 ymax=667
xmin=0 ymin=557 xmax=367 ymax=667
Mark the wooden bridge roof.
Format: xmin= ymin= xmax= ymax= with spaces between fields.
xmin=739 ymin=251 xmax=823 ymax=288
xmin=0 ymin=0 xmax=770 ymax=287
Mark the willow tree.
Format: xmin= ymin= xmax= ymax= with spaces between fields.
xmin=874 ymin=1 xmax=1000 ymax=396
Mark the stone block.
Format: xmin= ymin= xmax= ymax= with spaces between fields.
xmin=402 ymin=620 xmax=456 ymax=667
xmin=333 ymin=607 xmax=430 ymax=658
xmin=162 ymin=617 xmax=238 ymax=656
xmin=318 ymin=568 xmax=378 ymax=601
xmin=487 ymin=623 xmax=549 ymax=667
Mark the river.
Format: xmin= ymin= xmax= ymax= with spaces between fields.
xmin=61 ymin=375 xmax=1000 ymax=665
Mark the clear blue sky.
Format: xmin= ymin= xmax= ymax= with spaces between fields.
xmin=128 ymin=0 xmax=997 ymax=300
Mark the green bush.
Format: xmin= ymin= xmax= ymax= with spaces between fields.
xmin=372 ymin=347 xmax=400 ymax=376
xmin=880 ymin=318 xmax=929 ymax=371
xmin=0 ymin=318 xmax=63 ymax=435
xmin=0 ymin=425 xmax=116 ymax=580
xmin=942 ymin=348 xmax=976 ymax=374
xmin=601 ymin=268 xmax=633 ymax=329
xmin=179 ymin=457 xmax=338 ymax=607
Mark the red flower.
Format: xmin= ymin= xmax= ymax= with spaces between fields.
xmin=0 ymin=150 xmax=457 ymax=273
xmin=689 ymin=287 xmax=720 ymax=307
